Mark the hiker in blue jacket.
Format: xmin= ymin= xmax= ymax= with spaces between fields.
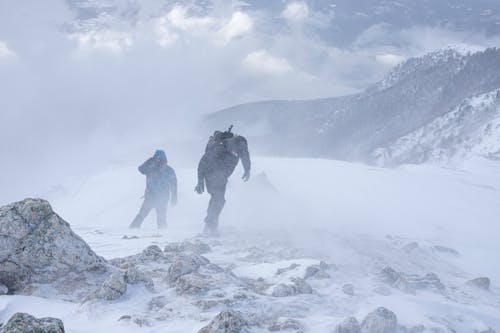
xmin=129 ymin=150 xmax=177 ymax=229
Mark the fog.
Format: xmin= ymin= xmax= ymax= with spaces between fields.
xmin=2 ymin=0 xmax=500 ymax=204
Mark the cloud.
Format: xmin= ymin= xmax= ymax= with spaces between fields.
xmin=219 ymin=11 xmax=253 ymax=44
xmin=0 ymin=41 xmax=16 ymax=59
xmin=375 ymin=53 xmax=406 ymax=66
xmin=69 ymin=30 xmax=133 ymax=54
xmin=243 ymin=50 xmax=293 ymax=75
xmin=167 ymin=5 xmax=216 ymax=35
xmin=282 ymin=2 xmax=310 ymax=22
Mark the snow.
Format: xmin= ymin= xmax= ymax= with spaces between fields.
xmin=2 ymin=157 xmax=500 ymax=332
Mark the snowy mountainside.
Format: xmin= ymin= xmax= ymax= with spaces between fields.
xmin=207 ymin=47 xmax=500 ymax=163
xmin=1 ymin=157 xmax=499 ymax=332
xmin=371 ymin=89 xmax=500 ymax=165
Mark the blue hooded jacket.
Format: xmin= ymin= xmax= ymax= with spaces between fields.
xmin=139 ymin=150 xmax=177 ymax=200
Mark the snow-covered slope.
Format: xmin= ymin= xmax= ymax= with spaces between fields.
xmin=207 ymin=48 xmax=500 ymax=163
xmin=372 ymin=89 xmax=500 ymax=165
xmin=1 ymin=157 xmax=498 ymax=332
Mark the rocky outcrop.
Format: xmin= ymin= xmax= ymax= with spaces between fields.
xmin=271 ymin=277 xmax=313 ymax=297
xmin=268 ymin=318 xmax=303 ymax=331
xmin=164 ymin=240 xmax=211 ymax=255
xmin=304 ymin=261 xmax=331 ymax=280
xmin=85 ymin=272 xmax=127 ymax=301
xmin=379 ymin=267 xmax=444 ymax=294
xmin=333 ymin=317 xmax=361 ymax=333
xmin=198 ymin=310 xmax=249 ymax=333
xmin=0 ymin=312 xmax=64 ymax=333
xmin=466 ymin=277 xmax=490 ymax=291
xmin=166 ymin=253 xmax=210 ymax=284
xmin=0 ymin=198 xmax=109 ymax=300
xmin=360 ymin=307 xmax=397 ymax=333
xmin=109 ymin=245 xmax=170 ymax=268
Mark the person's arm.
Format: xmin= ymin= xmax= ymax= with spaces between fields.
xmin=138 ymin=158 xmax=155 ymax=175
xmin=169 ymin=167 xmax=178 ymax=205
xmin=238 ymin=137 xmax=251 ymax=181
xmin=195 ymin=154 xmax=208 ymax=194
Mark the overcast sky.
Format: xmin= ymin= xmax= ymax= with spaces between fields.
xmin=1 ymin=0 xmax=499 ymax=203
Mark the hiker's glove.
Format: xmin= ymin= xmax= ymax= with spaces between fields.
xmin=242 ymin=170 xmax=250 ymax=182
xmin=194 ymin=182 xmax=204 ymax=194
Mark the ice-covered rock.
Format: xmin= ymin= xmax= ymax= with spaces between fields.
xmin=117 ymin=315 xmax=151 ymax=327
xmin=333 ymin=317 xmax=361 ymax=333
xmin=379 ymin=267 xmax=444 ymax=293
xmin=166 ymin=253 xmax=209 ymax=283
xmin=110 ymin=245 xmax=169 ymax=268
xmin=268 ymin=318 xmax=303 ymax=331
xmin=175 ymin=273 xmax=209 ymax=295
xmin=466 ymin=277 xmax=490 ymax=291
xmin=276 ymin=263 xmax=300 ymax=275
xmin=304 ymin=263 xmax=331 ymax=280
xmin=86 ymin=273 xmax=127 ymax=301
xmin=342 ymin=284 xmax=354 ymax=296
xmin=360 ymin=307 xmax=397 ymax=333
xmin=164 ymin=240 xmax=211 ymax=254
xmin=0 ymin=312 xmax=64 ymax=333
xmin=271 ymin=277 xmax=313 ymax=297
xmin=0 ymin=198 xmax=109 ymax=299
xmin=125 ymin=266 xmax=154 ymax=292
xmin=198 ymin=310 xmax=249 ymax=333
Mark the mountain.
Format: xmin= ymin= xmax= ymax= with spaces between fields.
xmin=206 ymin=47 xmax=500 ymax=164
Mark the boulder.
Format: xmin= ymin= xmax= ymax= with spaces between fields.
xmin=166 ymin=253 xmax=209 ymax=283
xmin=271 ymin=278 xmax=313 ymax=297
xmin=276 ymin=263 xmax=300 ymax=275
xmin=164 ymin=240 xmax=211 ymax=254
xmin=110 ymin=245 xmax=169 ymax=268
xmin=268 ymin=318 xmax=303 ymax=331
xmin=125 ymin=266 xmax=154 ymax=292
xmin=466 ymin=277 xmax=490 ymax=291
xmin=304 ymin=264 xmax=331 ymax=280
xmin=0 ymin=199 xmax=109 ymax=300
xmin=379 ymin=267 xmax=444 ymax=294
xmin=175 ymin=273 xmax=209 ymax=295
xmin=0 ymin=312 xmax=64 ymax=333
xmin=198 ymin=310 xmax=248 ymax=333
xmin=87 ymin=273 xmax=127 ymax=301
xmin=360 ymin=307 xmax=397 ymax=333
xmin=333 ymin=317 xmax=361 ymax=333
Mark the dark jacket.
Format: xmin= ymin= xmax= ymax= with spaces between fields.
xmin=139 ymin=154 xmax=177 ymax=201
xmin=197 ymin=135 xmax=251 ymax=184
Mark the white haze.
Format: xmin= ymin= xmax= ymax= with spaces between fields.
xmin=2 ymin=0 xmax=500 ymax=203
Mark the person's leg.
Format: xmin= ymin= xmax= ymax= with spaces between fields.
xmin=155 ymin=198 xmax=168 ymax=229
xmin=204 ymin=174 xmax=227 ymax=234
xmin=129 ymin=199 xmax=153 ymax=228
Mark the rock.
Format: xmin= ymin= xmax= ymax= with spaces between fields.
xmin=87 ymin=273 xmax=127 ymax=301
xmin=379 ymin=267 xmax=444 ymax=294
xmin=0 ymin=199 xmax=109 ymax=300
xmin=0 ymin=283 xmax=8 ymax=295
xmin=117 ymin=315 xmax=151 ymax=327
xmin=276 ymin=263 xmax=300 ymax=275
xmin=125 ymin=266 xmax=154 ymax=292
xmin=198 ymin=310 xmax=248 ymax=333
xmin=466 ymin=277 xmax=490 ymax=291
xmin=268 ymin=318 xmax=303 ymax=331
xmin=0 ymin=312 xmax=64 ymax=333
xmin=402 ymin=242 xmax=419 ymax=252
xmin=166 ymin=253 xmax=209 ymax=284
xmin=147 ymin=296 xmax=169 ymax=311
xmin=175 ymin=273 xmax=209 ymax=295
xmin=271 ymin=278 xmax=313 ymax=297
xmin=342 ymin=284 xmax=354 ymax=296
xmin=109 ymin=245 xmax=169 ymax=268
xmin=333 ymin=317 xmax=361 ymax=333
xmin=164 ymin=240 xmax=211 ymax=254
xmin=304 ymin=264 xmax=331 ymax=280
xmin=360 ymin=307 xmax=397 ymax=333
xmin=475 ymin=328 xmax=496 ymax=333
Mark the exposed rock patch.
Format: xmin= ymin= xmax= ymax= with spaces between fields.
xmin=271 ymin=277 xmax=313 ymax=297
xmin=0 ymin=312 xmax=64 ymax=333
xmin=198 ymin=310 xmax=249 ymax=333
xmin=360 ymin=307 xmax=397 ymax=333
xmin=0 ymin=198 xmax=109 ymax=300
xmin=333 ymin=317 xmax=361 ymax=333
xmin=466 ymin=277 xmax=490 ymax=291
